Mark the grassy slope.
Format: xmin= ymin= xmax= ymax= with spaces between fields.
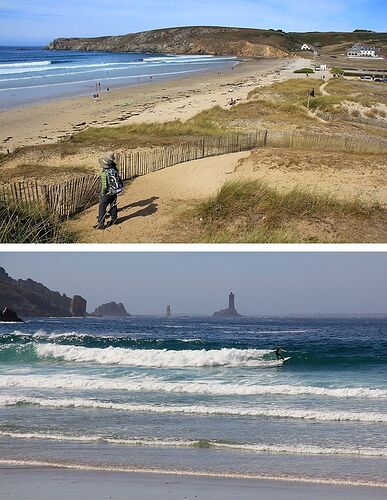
xmin=182 ymin=179 xmax=383 ymax=243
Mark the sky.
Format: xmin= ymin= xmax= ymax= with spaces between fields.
xmin=0 ymin=252 xmax=386 ymax=315
xmin=0 ymin=0 xmax=386 ymax=45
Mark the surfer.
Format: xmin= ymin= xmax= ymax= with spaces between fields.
xmin=275 ymin=346 xmax=284 ymax=361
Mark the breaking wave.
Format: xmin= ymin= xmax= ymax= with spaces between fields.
xmin=1 ymin=396 xmax=385 ymax=422
xmin=34 ymin=344 xmax=275 ymax=368
xmin=1 ymin=430 xmax=385 ymax=457
xmin=0 ymin=373 xmax=385 ymax=399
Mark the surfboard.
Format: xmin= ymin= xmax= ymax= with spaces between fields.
xmin=282 ymin=357 xmax=291 ymax=363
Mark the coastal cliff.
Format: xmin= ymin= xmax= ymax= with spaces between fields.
xmin=0 ymin=267 xmax=87 ymax=317
xmin=46 ymin=26 xmax=295 ymax=58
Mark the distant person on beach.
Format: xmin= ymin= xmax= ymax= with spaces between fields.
xmin=94 ymin=153 xmax=123 ymax=230
xmin=275 ymin=346 xmax=285 ymax=361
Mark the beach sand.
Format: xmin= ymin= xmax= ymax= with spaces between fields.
xmin=0 ymin=57 xmax=309 ymax=154
xmin=0 ymin=466 xmax=385 ymax=500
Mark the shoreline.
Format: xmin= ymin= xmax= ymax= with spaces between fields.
xmin=0 ymin=461 xmax=386 ymax=489
xmin=0 ymin=57 xmax=306 ymax=154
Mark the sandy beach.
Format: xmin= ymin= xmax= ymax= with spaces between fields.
xmin=0 ymin=57 xmax=308 ymax=154
xmin=1 ymin=466 xmax=385 ymax=500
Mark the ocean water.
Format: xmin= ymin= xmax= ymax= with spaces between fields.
xmin=0 ymin=47 xmax=237 ymax=110
xmin=0 ymin=316 xmax=386 ymax=486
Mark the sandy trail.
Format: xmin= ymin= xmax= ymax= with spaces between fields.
xmin=71 ymin=151 xmax=250 ymax=243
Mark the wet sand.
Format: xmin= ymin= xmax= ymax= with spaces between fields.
xmin=1 ymin=466 xmax=385 ymax=500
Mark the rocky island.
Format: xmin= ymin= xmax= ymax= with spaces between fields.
xmin=213 ymin=292 xmax=242 ymax=318
xmin=92 ymin=302 xmax=130 ymax=317
xmin=46 ymin=26 xmax=295 ymax=58
xmin=0 ymin=307 xmax=23 ymax=322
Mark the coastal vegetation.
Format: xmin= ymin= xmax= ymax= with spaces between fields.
xmin=184 ymin=179 xmax=383 ymax=243
xmin=0 ymin=201 xmax=76 ymax=243
xmin=293 ymin=68 xmax=314 ymax=74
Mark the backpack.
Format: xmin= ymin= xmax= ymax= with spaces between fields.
xmin=106 ymin=167 xmax=124 ymax=195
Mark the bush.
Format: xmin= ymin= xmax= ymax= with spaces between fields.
xmin=294 ymin=68 xmax=315 ymax=74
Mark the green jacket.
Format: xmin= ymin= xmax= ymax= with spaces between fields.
xmin=100 ymin=169 xmax=109 ymax=195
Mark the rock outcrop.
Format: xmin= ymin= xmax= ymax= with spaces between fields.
xmin=213 ymin=292 xmax=242 ymax=318
xmin=46 ymin=26 xmax=295 ymax=58
xmin=0 ymin=307 xmax=23 ymax=322
xmin=0 ymin=267 xmax=87 ymax=317
xmin=71 ymin=295 xmax=88 ymax=317
xmin=92 ymin=302 xmax=130 ymax=317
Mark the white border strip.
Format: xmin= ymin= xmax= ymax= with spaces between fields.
xmin=1 ymin=243 xmax=386 ymax=252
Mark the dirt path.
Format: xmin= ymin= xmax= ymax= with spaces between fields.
xmin=71 ymin=151 xmax=251 ymax=243
xmin=319 ymin=81 xmax=330 ymax=95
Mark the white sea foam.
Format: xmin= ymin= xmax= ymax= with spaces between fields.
xmin=35 ymin=344 xmax=275 ymax=367
xmin=1 ymin=396 xmax=385 ymax=422
xmin=0 ymin=373 xmax=385 ymax=399
xmin=1 ymin=430 xmax=385 ymax=457
xmin=0 ymin=56 xmax=232 ymax=79
xmin=0 ymin=68 xmax=205 ymax=91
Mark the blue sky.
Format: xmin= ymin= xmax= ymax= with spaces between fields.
xmin=1 ymin=252 xmax=386 ymax=314
xmin=0 ymin=0 xmax=386 ymax=45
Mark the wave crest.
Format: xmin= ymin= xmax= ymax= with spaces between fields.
xmin=35 ymin=344 xmax=274 ymax=367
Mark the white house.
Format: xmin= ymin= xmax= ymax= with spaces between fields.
xmin=347 ymin=43 xmax=382 ymax=59
xmin=301 ymin=43 xmax=313 ymax=51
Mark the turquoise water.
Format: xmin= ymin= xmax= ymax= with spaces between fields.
xmin=0 ymin=316 xmax=386 ymax=485
xmin=0 ymin=47 xmax=237 ymax=110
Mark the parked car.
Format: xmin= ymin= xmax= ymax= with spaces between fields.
xmin=373 ymin=78 xmax=382 ymax=82
xmin=360 ymin=75 xmax=373 ymax=81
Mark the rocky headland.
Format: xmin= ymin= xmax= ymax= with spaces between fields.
xmin=46 ymin=26 xmax=295 ymax=58
xmin=0 ymin=267 xmax=87 ymax=317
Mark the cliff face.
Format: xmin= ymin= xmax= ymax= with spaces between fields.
xmin=0 ymin=267 xmax=87 ymax=317
xmin=46 ymin=26 xmax=295 ymax=58
xmin=92 ymin=302 xmax=130 ymax=317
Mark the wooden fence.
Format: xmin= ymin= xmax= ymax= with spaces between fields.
xmin=1 ymin=130 xmax=386 ymax=218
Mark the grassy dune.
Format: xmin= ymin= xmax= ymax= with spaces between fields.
xmin=187 ymin=179 xmax=382 ymax=243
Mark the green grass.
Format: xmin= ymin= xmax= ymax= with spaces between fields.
xmin=294 ymin=68 xmax=314 ymax=74
xmin=0 ymin=201 xmax=77 ymax=243
xmin=70 ymin=119 xmax=226 ymax=148
xmin=192 ymin=179 xmax=378 ymax=243
xmin=307 ymin=95 xmax=345 ymax=113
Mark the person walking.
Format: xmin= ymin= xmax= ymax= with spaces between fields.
xmin=95 ymin=152 xmax=123 ymax=230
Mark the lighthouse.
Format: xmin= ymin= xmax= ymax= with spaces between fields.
xmin=213 ymin=292 xmax=241 ymax=317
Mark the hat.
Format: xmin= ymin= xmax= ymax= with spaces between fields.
xmin=98 ymin=152 xmax=115 ymax=167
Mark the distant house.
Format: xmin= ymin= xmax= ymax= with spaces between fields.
xmin=301 ymin=43 xmax=313 ymax=51
xmin=347 ymin=43 xmax=382 ymax=59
